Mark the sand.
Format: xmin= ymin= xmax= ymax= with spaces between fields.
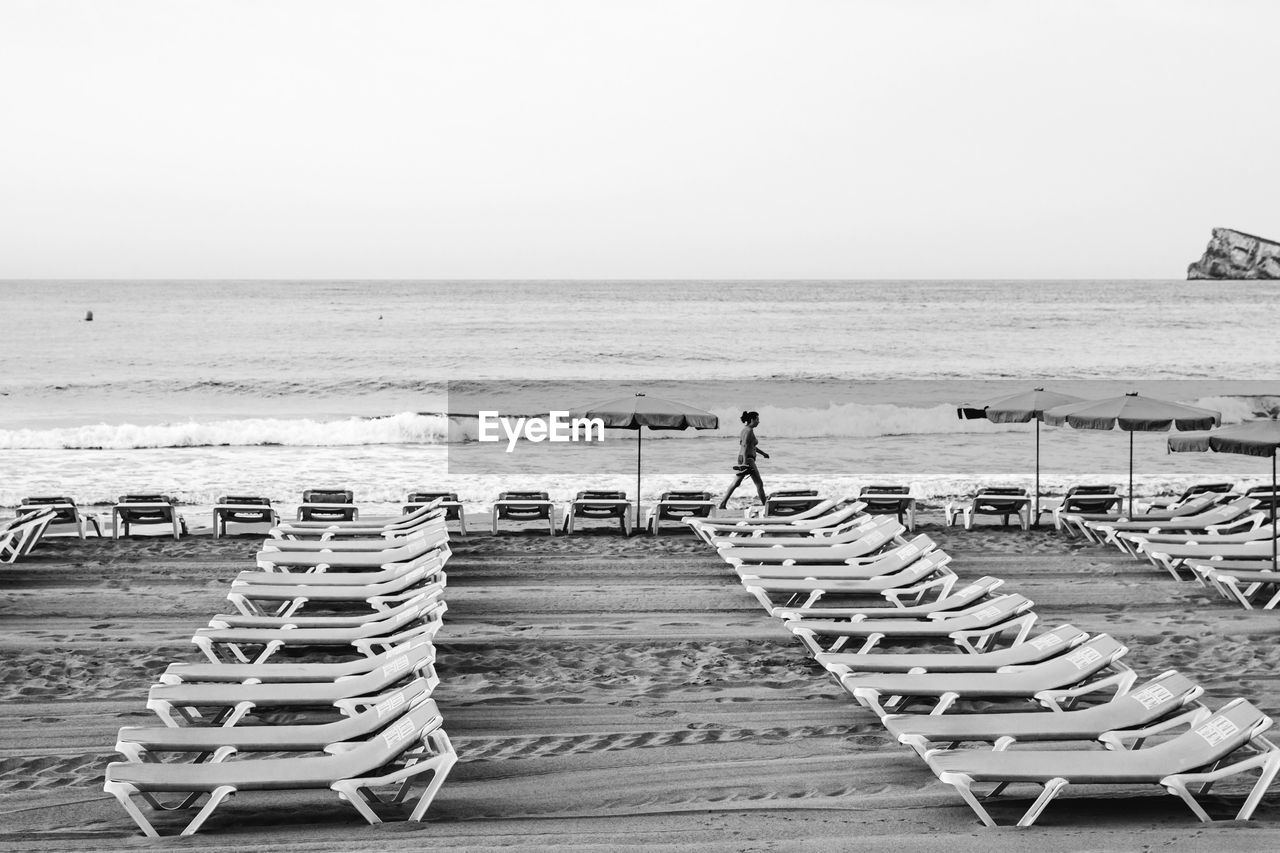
xmin=3 ymin=511 xmax=1280 ymax=851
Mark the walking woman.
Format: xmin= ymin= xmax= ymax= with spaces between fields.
xmin=718 ymin=411 xmax=769 ymax=508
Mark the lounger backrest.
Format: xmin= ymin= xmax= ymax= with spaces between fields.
xmin=1181 ymin=482 xmax=1235 ymax=500
xmin=1141 ymin=699 xmax=1270 ymax=771
xmin=1113 ymin=671 xmax=1201 ymax=717
xmin=405 ymin=492 xmax=460 ymax=519
xmin=329 ymin=699 xmax=445 ymax=776
xmin=496 ymin=491 xmax=552 ymax=520
xmin=1024 ymin=634 xmax=1126 ymax=682
xmin=1065 ymin=485 xmax=1118 ymax=496
xmin=116 ymin=495 xmax=177 ymax=524
xmin=299 ymin=488 xmax=357 ymax=522
xmin=950 ymin=593 xmax=1032 ymax=627
xmin=972 ymin=487 xmax=1029 ymax=513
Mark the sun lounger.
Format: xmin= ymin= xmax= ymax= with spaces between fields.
xmin=18 ymin=496 xmax=101 ymax=538
xmin=268 ymin=504 xmax=444 ymax=540
xmin=1060 ymin=493 xmax=1225 ymax=542
xmin=886 ymin=670 xmax=1206 ymax=757
xmin=768 ymin=574 xmax=1002 ymax=622
xmin=840 ymin=634 xmax=1133 ymax=717
xmin=258 ymin=522 xmax=448 ymax=554
xmin=112 ymin=494 xmax=187 ymax=540
xmin=945 ymin=487 xmax=1031 ymax=531
xmin=191 ymin=598 xmax=447 ymax=664
xmin=922 ymin=698 xmax=1280 ymax=827
xmin=1143 ymin=481 xmax=1236 ymax=510
xmin=296 ymin=488 xmax=358 ymax=522
xmin=226 ymin=565 xmax=446 ymax=619
xmin=741 ymin=552 xmax=956 ymax=616
xmin=160 ymin=640 xmax=431 ymax=684
xmin=491 ymin=490 xmax=557 ymax=535
xmin=1188 ymin=560 xmax=1280 ymax=609
xmin=1089 ymin=497 xmax=1260 ymax=552
xmin=563 ymin=490 xmax=632 ymax=535
xmin=211 ymin=496 xmax=280 ymax=539
xmin=710 ymin=514 xmax=885 ymax=548
xmin=645 ymin=490 xmax=716 ymax=535
xmin=689 ymin=501 xmax=862 ymax=545
xmin=858 ymin=485 xmax=917 ymax=531
xmin=0 ymin=509 xmax=57 ymax=563
xmin=1041 ymin=485 xmax=1122 ymax=528
xmin=757 ymin=489 xmax=825 ymax=517
xmin=733 ymin=535 xmax=939 ymax=580
xmin=785 ymin=593 xmax=1038 ymax=655
xmin=1112 ymin=519 xmax=1272 ymax=560
xmin=117 ymin=678 xmax=434 ymax=761
xmin=104 ymin=697 xmax=457 ymax=836
xmin=403 ymin=491 xmax=467 ymax=536
xmin=816 ymin=624 xmax=1089 ymax=679
xmin=147 ymin=643 xmax=438 ymax=727
xmin=1144 ymin=538 xmax=1280 ymax=581
xmin=213 ymin=588 xmax=442 ymax=628
xmin=720 ymin=523 xmax=906 ymax=568
xmin=252 ymin=534 xmax=448 ymax=572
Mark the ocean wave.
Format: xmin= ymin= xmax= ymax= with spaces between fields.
xmin=1 ymin=395 xmax=1272 ymax=450
xmin=0 ymin=413 xmax=449 ymax=450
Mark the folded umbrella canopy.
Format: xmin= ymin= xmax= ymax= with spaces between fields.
xmin=958 ymin=387 xmax=1085 ymax=527
xmin=1044 ymin=392 xmax=1221 ymax=517
xmin=569 ymin=393 xmax=719 ymax=529
xmin=1169 ymin=420 xmax=1280 ymax=568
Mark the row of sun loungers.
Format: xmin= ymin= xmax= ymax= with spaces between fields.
xmin=102 ymin=501 xmax=458 ymax=837
xmin=1055 ymin=484 xmax=1280 ymax=609
xmin=686 ymin=500 xmax=1280 ymax=827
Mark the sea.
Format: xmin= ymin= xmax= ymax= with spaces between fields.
xmin=1 ymin=280 xmax=1278 ymax=515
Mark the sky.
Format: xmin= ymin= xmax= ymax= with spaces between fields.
xmin=1 ymin=0 xmax=1277 ymax=280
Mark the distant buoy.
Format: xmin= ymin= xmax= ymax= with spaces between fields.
xmin=378 ymin=314 xmax=383 ymax=320
xmin=84 ymin=310 xmax=94 ymax=322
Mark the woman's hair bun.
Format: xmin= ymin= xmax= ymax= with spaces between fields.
xmin=740 ymin=411 xmax=758 ymax=423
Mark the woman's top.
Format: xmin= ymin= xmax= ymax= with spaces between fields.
xmin=738 ymin=426 xmax=758 ymax=466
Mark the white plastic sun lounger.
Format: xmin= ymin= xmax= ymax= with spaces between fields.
xmin=1113 ymin=519 xmax=1272 ymax=560
xmin=0 ymin=509 xmax=56 ymax=563
xmin=719 ymin=520 xmax=906 ymax=567
xmin=238 ymin=548 xmax=447 ymax=585
xmin=269 ymin=503 xmax=444 ymax=539
xmin=767 ymin=574 xmax=1002 ymax=622
xmin=118 ymin=678 xmax=435 ymax=762
xmin=740 ymin=552 xmax=957 ymax=616
xmin=104 ymin=698 xmax=457 ymax=836
xmin=259 ymin=521 xmax=448 ymax=552
xmin=732 ymin=535 xmax=939 ymax=581
xmin=708 ymin=515 xmax=885 ymax=548
xmin=191 ymin=598 xmax=447 ymax=664
xmin=885 ymin=670 xmax=1205 ymax=757
xmin=815 ymin=624 xmax=1089 ymax=679
xmin=1060 ymin=494 xmax=1221 ymax=542
xmin=687 ymin=500 xmax=859 ymax=544
xmin=922 ymin=698 xmax=1280 ymax=827
xmin=213 ymin=586 xmax=442 ymax=628
xmin=226 ymin=566 xmax=445 ymax=619
xmin=1144 ymin=538 xmax=1280 ymax=581
xmin=840 ymin=634 xmax=1133 ymax=718
xmin=147 ymin=643 xmax=439 ymax=727
xmin=1090 ymin=498 xmax=1259 ymax=552
xmin=253 ymin=536 xmax=449 ymax=572
xmin=785 ymin=593 xmax=1038 ymax=655
xmin=1187 ymin=560 xmax=1280 ymax=610
xmin=159 ymin=640 xmax=433 ymax=685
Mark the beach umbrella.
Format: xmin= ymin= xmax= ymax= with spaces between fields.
xmin=568 ymin=393 xmax=719 ymax=529
xmin=1169 ymin=419 xmax=1280 ymax=568
xmin=957 ymin=387 xmax=1085 ymax=527
xmin=1044 ymin=392 xmax=1221 ymax=517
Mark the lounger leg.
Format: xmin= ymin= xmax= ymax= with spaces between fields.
xmin=1017 ymin=777 xmax=1068 ymax=827
xmin=180 ymin=785 xmax=236 ymax=835
xmin=938 ymin=773 xmax=998 ymax=826
xmin=1238 ymin=750 xmax=1280 ymax=820
xmin=105 ymin=782 xmax=162 ymax=837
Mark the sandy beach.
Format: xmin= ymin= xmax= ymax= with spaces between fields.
xmin=2 ymin=510 xmax=1279 ymax=852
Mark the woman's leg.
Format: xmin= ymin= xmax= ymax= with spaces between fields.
xmin=718 ymin=470 xmax=748 ymax=509
xmin=748 ymin=466 xmax=767 ymax=504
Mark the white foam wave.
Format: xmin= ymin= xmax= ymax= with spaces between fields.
xmin=0 ymin=413 xmax=449 ymax=450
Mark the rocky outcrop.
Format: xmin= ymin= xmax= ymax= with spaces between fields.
xmin=1187 ymin=228 xmax=1280 ymax=279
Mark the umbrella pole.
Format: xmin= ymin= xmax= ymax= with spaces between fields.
xmin=1273 ymin=451 xmax=1277 ymax=570
xmin=1034 ymin=419 xmax=1041 ymax=529
xmin=1128 ymin=431 xmax=1134 ymax=518
xmin=635 ymin=429 xmax=643 ymax=534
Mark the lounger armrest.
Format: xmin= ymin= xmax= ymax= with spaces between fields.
xmin=1097 ymin=705 xmax=1214 ymax=750
xmin=1034 ymin=666 xmax=1138 ymax=711
xmin=950 ymin=612 xmax=1037 ymax=653
xmin=1207 ymin=513 xmax=1266 ymax=534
